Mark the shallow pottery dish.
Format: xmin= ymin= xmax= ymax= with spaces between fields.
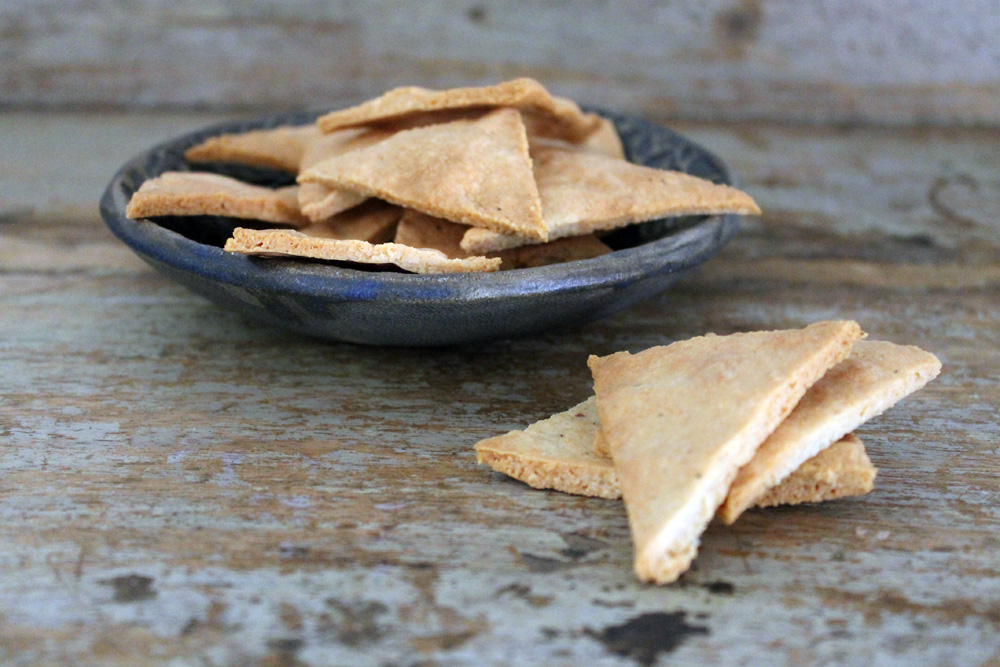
xmin=100 ymin=108 xmax=741 ymax=346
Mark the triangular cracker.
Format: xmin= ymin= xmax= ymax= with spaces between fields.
xmin=299 ymin=200 xmax=403 ymax=244
xmin=754 ymin=434 xmax=876 ymax=508
xmin=460 ymin=144 xmax=760 ymax=254
xmin=297 ymin=183 xmax=368 ymax=223
xmin=296 ymin=128 xmax=395 ymax=222
xmin=474 ymin=397 xmax=876 ymax=507
xmin=126 ymin=172 xmax=307 ymax=226
xmin=316 ymin=78 xmax=602 ymax=142
xmin=393 ymin=210 xmax=610 ymax=270
xmin=224 ymin=227 xmax=500 ymax=274
xmin=300 ymin=109 xmax=547 ymax=240
xmin=184 ymin=124 xmax=321 ymax=173
xmin=528 ymin=116 xmax=625 ymax=161
xmin=717 ymin=340 xmax=941 ymax=524
xmin=588 ymin=320 xmax=864 ymax=584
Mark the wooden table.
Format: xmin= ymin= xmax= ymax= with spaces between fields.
xmin=2 ymin=112 xmax=998 ymax=666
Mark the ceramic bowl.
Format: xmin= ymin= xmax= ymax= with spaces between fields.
xmin=100 ymin=108 xmax=741 ymax=346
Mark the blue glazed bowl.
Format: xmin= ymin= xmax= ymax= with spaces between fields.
xmin=100 ymin=108 xmax=741 ymax=346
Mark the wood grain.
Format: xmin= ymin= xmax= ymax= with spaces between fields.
xmin=3 ymin=1 xmax=1000 ymax=126
xmin=1 ymin=113 xmax=999 ymax=665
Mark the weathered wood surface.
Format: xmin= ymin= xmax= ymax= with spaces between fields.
xmin=1 ymin=112 xmax=999 ymax=666
xmin=3 ymin=1 xmax=1000 ymax=126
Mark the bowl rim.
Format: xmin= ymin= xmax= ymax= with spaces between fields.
xmin=99 ymin=108 xmax=739 ymax=304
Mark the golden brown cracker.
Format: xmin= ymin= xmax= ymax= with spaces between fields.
xmin=297 ymin=183 xmax=368 ymax=223
xmin=475 ymin=397 xmax=876 ymax=507
xmin=588 ymin=321 xmax=864 ymax=584
xmin=393 ymin=210 xmax=610 ymax=270
xmin=224 ymin=227 xmax=500 ymax=274
xmin=301 ymin=109 xmax=547 ymax=240
xmin=754 ymin=433 xmax=876 ymax=508
xmin=184 ymin=124 xmax=321 ymax=173
xmin=460 ymin=144 xmax=760 ymax=254
xmin=718 ymin=340 xmax=941 ymax=524
xmin=299 ymin=200 xmax=403 ymax=244
xmin=316 ymin=78 xmax=602 ymax=142
xmin=125 ymin=171 xmax=307 ymax=226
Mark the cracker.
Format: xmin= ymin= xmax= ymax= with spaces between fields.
xmin=393 ymin=210 xmax=610 ymax=270
xmin=496 ymin=235 xmax=611 ymax=269
xmin=125 ymin=171 xmax=307 ymax=226
xmin=316 ymin=78 xmax=602 ymax=142
xmin=528 ymin=116 xmax=625 ymax=160
xmin=475 ymin=397 xmax=876 ymax=507
xmin=393 ymin=210 xmax=470 ymax=257
xmin=224 ymin=227 xmax=500 ymax=274
xmin=476 ymin=397 xmax=620 ymax=499
xmin=460 ymin=144 xmax=760 ymax=254
xmin=754 ymin=433 xmax=876 ymax=508
xmin=297 ymin=183 xmax=368 ymax=223
xmin=588 ymin=320 xmax=864 ymax=584
xmin=299 ymin=200 xmax=403 ymax=244
xmin=184 ymin=124 xmax=321 ymax=173
xmin=296 ymin=128 xmax=396 ymax=222
xmin=717 ymin=340 xmax=941 ymax=524
xmin=301 ymin=109 xmax=547 ymax=240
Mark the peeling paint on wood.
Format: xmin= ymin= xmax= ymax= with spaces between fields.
xmin=1 ymin=113 xmax=999 ymax=665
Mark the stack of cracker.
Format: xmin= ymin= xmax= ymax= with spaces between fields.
xmin=126 ymin=78 xmax=760 ymax=274
xmin=474 ymin=321 xmax=940 ymax=584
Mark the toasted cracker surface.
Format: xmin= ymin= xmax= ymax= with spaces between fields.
xmin=224 ymin=227 xmax=500 ymax=274
xmin=475 ymin=398 xmax=621 ymax=499
xmin=496 ymin=235 xmax=611 ymax=269
xmin=393 ymin=210 xmax=470 ymax=256
xmin=184 ymin=125 xmax=321 ymax=173
xmin=718 ymin=340 xmax=941 ymax=524
xmin=589 ymin=320 xmax=864 ymax=584
xmin=460 ymin=144 xmax=760 ymax=254
xmin=754 ymin=433 xmax=876 ymax=508
xmin=394 ymin=210 xmax=610 ymax=270
xmin=125 ymin=171 xmax=307 ymax=226
xmin=299 ymin=200 xmax=403 ymax=244
xmin=475 ymin=397 xmax=876 ymax=508
xmin=297 ymin=183 xmax=368 ymax=223
xmin=316 ymin=78 xmax=602 ymax=142
xmin=296 ymin=128 xmax=394 ymax=222
xmin=301 ymin=109 xmax=546 ymax=240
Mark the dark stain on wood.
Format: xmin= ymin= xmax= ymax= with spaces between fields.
xmin=559 ymin=531 xmax=609 ymax=560
xmin=99 ymin=574 xmax=157 ymax=603
xmin=320 ymin=599 xmax=390 ymax=647
xmin=586 ymin=612 xmax=710 ymax=666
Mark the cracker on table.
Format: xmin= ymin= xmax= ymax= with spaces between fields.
xmin=474 ymin=396 xmax=876 ymax=507
xmin=588 ymin=320 xmax=864 ymax=584
xmin=316 ymin=77 xmax=602 ymax=143
xmin=301 ymin=109 xmax=547 ymax=241
xmin=460 ymin=144 xmax=760 ymax=254
xmin=125 ymin=171 xmax=307 ymax=226
xmin=754 ymin=433 xmax=876 ymax=508
xmin=224 ymin=227 xmax=500 ymax=274
xmin=717 ymin=340 xmax=941 ymax=524
xmin=299 ymin=200 xmax=403 ymax=244
xmin=393 ymin=210 xmax=611 ymax=270
xmin=184 ymin=124 xmax=321 ymax=173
